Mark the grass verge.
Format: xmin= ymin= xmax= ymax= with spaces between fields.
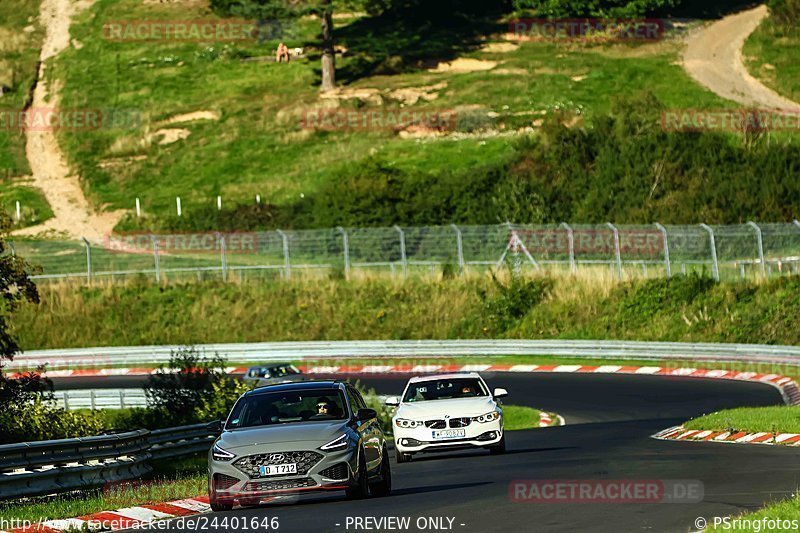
xmin=684 ymin=406 xmax=800 ymax=435
xmin=744 ymin=15 xmax=800 ymax=104
xmin=710 ymin=496 xmax=800 ymax=532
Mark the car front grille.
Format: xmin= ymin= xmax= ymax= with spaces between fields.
xmin=449 ymin=417 xmax=471 ymax=428
xmin=214 ymin=473 xmax=240 ymax=490
xmin=244 ymin=478 xmax=317 ymax=492
xmin=425 ymin=420 xmax=446 ymax=429
xmin=234 ymin=451 xmax=323 ymax=479
xmin=319 ymin=463 xmax=350 ymax=481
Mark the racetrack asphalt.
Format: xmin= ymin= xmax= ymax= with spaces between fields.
xmin=57 ymin=373 xmax=800 ymax=532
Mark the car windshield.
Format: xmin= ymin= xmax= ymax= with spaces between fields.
xmin=402 ymin=378 xmax=488 ymax=402
xmin=226 ymin=388 xmax=348 ymax=429
xmin=272 ymin=364 xmax=301 ymax=377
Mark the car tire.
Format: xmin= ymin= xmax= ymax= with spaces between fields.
xmin=369 ymin=447 xmax=392 ymax=497
xmin=396 ymin=451 xmax=412 ymax=464
xmin=490 ymin=434 xmax=506 ymax=455
xmin=345 ymin=449 xmax=369 ymax=499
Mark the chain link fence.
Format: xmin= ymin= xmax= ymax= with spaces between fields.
xmin=8 ymin=222 xmax=800 ymax=283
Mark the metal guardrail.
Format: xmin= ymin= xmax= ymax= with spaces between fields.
xmin=55 ymin=389 xmax=148 ymax=410
xmin=0 ymin=422 xmax=217 ymax=500
xmin=8 ymin=340 xmax=800 ymax=372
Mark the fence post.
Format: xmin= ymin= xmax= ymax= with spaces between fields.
xmin=337 ymin=227 xmax=350 ymax=277
xmin=654 ymin=223 xmax=671 ymax=279
xmin=276 ymin=230 xmax=290 ymax=279
xmin=176 ymin=197 xmax=182 ymax=217
xmin=560 ymin=222 xmax=576 ymax=273
xmin=699 ymin=223 xmax=720 ymax=281
xmin=746 ymin=221 xmax=766 ymax=278
xmin=82 ymin=237 xmax=92 ymax=283
xmin=151 ymin=235 xmax=160 ymax=283
xmin=15 ymin=201 xmax=20 ymax=222
xmin=135 ymin=197 xmax=141 ymax=218
xmin=8 ymin=241 xmax=15 ymax=257
xmin=219 ymin=234 xmax=228 ymax=282
xmin=606 ymin=223 xmax=622 ymax=280
xmin=451 ymin=224 xmax=464 ymax=275
xmin=394 ymin=225 xmax=407 ymax=278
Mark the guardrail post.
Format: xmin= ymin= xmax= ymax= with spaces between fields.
xmin=746 ymin=221 xmax=766 ymax=278
xmin=151 ymin=235 xmax=160 ymax=283
xmin=63 ymin=391 xmax=70 ymax=411
xmin=90 ymin=390 xmax=96 ymax=410
xmin=120 ymin=390 xmax=126 ymax=409
xmin=82 ymin=237 xmax=92 ymax=283
xmin=560 ymin=222 xmax=576 ymax=273
xmin=451 ymin=224 xmax=464 ymax=275
xmin=654 ymin=223 xmax=671 ymax=279
xmin=606 ymin=223 xmax=622 ymax=280
xmin=394 ymin=225 xmax=407 ymax=278
xmin=219 ymin=234 xmax=228 ymax=282
xmin=276 ymin=230 xmax=290 ymax=279
xmin=699 ymin=224 xmax=720 ymax=281
xmin=337 ymin=227 xmax=350 ymax=278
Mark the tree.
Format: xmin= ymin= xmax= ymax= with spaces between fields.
xmin=210 ymin=0 xmax=378 ymax=92
xmin=0 ymin=213 xmax=40 ymax=369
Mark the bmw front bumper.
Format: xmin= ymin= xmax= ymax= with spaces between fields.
xmin=394 ymin=419 xmax=503 ymax=454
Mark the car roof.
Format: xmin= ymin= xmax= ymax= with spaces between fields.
xmin=244 ymin=379 xmax=345 ymax=396
xmin=248 ymin=363 xmax=291 ymax=369
xmin=408 ymin=372 xmax=482 ymax=383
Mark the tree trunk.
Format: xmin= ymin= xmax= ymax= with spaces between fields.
xmin=320 ymin=0 xmax=336 ymax=92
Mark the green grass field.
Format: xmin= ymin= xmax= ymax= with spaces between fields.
xmin=744 ymin=15 xmax=800 ymax=104
xmin=52 ymin=0 xmax=732 ymax=227
xmin=685 ymin=406 xmax=800 ymax=434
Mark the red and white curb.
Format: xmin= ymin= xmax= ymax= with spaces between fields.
xmin=538 ymin=411 xmax=565 ymax=428
xmin=23 ymin=364 xmax=800 ymax=406
xmin=0 ymin=496 xmax=210 ymax=533
xmin=653 ymin=425 xmax=800 ymax=447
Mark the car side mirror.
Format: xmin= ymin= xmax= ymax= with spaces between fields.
xmin=206 ymin=420 xmax=223 ymax=433
xmin=384 ymin=396 xmax=400 ymax=406
xmin=493 ymin=388 xmax=508 ymax=399
xmin=357 ymin=408 xmax=377 ymax=422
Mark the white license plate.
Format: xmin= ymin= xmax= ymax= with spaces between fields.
xmin=260 ymin=463 xmax=297 ymax=476
xmin=432 ymin=429 xmax=466 ymax=440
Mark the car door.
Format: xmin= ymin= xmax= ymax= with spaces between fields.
xmin=347 ymin=387 xmax=381 ymax=468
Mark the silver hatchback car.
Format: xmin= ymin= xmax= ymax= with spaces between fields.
xmin=208 ymin=380 xmax=391 ymax=511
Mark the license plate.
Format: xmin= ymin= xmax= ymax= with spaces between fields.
xmin=432 ymin=429 xmax=466 ymax=440
xmin=259 ymin=463 xmax=297 ymax=476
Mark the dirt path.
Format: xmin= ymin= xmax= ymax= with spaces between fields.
xmin=683 ymin=4 xmax=800 ymax=110
xmin=14 ymin=0 xmax=123 ymax=242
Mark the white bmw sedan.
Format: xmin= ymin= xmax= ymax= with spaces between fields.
xmin=386 ymin=373 xmax=508 ymax=463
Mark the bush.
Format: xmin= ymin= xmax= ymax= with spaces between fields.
xmin=479 ymin=272 xmax=553 ymax=334
xmin=0 ymin=372 xmax=106 ymax=444
xmin=145 ymin=347 xmax=238 ymax=426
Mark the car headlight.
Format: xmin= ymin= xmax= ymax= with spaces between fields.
xmin=212 ymin=442 xmax=235 ymax=461
xmin=320 ymin=433 xmax=349 ymax=451
xmin=395 ymin=418 xmax=422 ymax=428
xmin=473 ymin=411 xmax=500 ymax=423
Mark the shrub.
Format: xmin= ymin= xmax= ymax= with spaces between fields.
xmin=769 ymin=0 xmax=800 ymax=28
xmin=0 ymin=372 xmax=106 ymax=444
xmin=145 ymin=347 xmax=233 ymax=426
xmin=479 ymin=271 xmax=553 ymax=333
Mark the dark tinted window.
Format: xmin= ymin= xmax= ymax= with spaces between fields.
xmin=402 ymin=378 xmax=488 ymax=402
xmin=226 ymin=388 xmax=348 ymax=429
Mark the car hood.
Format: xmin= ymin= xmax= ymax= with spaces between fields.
xmin=219 ymin=421 xmax=348 ymax=450
xmin=395 ymin=396 xmax=497 ymax=419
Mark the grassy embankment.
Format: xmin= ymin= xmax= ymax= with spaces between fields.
xmin=0 ymin=0 xmax=54 ymax=228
